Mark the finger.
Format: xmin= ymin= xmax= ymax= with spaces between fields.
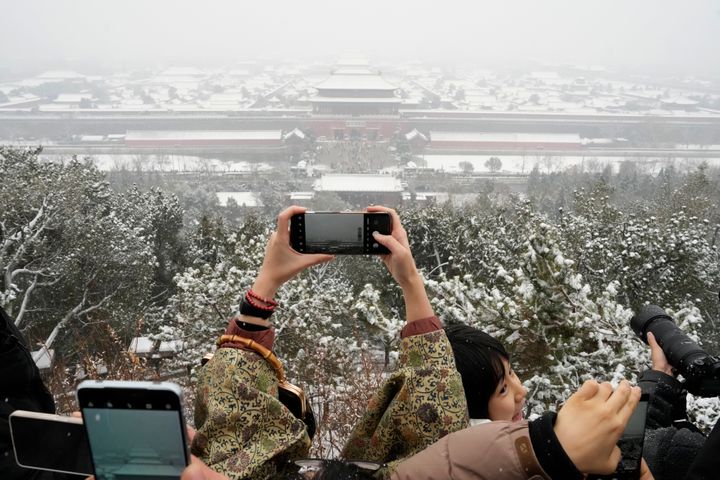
xmin=616 ymin=386 xmax=642 ymax=426
xmin=595 ymin=381 xmax=615 ymax=402
xmin=72 ymin=411 xmax=82 ymax=418
xmin=372 ymin=230 xmax=405 ymax=256
xmin=573 ymin=379 xmax=600 ymax=401
xmin=639 ymin=458 xmax=655 ymax=480
xmin=647 ymin=333 xmax=667 ymax=369
xmin=367 ymin=205 xmax=400 ymax=231
xmin=607 ymin=381 xmax=634 ymax=414
xmin=276 ymin=205 xmax=306 ymax=240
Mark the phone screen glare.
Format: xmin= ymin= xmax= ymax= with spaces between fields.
xmin=84 ymin=408 xmax=186 ymax=480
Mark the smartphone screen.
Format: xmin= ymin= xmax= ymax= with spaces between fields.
xmin=586 ymin=393 xmax=649 ymax=480
xmin=290 ymin=212 xmax=391 ymax=254
xmin=616 ymin=395 xmax=649 ymax=477
xmin=9 ymin=411 xmax=93 ymax=475
xmin=78 ymin=381 xmax=189 ymax=480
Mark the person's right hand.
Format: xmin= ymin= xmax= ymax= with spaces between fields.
xmin=554 ymin=379 xmax=641 ymax=475
xmin=648 ymin=332 xmax=674 ymax=376
xmin=252 ymin=205 xmax=334 ymax=299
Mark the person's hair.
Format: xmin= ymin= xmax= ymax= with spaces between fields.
xmin=444 ymin=323 xmax=510 ymax=419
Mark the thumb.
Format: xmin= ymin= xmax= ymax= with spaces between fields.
xmin=372 ymin=231 xmax=403 ymax=255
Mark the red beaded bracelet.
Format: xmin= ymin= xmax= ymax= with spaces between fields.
xmin=245 ymin=292 xmax=275 ymax=311
xmin=247 ymin=288 xmax=278 ymax=307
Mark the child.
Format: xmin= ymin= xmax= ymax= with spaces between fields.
xmin=444 ymin=324 xmax=527 ymax=424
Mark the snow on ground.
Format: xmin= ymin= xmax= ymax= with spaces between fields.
xmin=38 ymin=153 xmax=273 ymax=173
xmin=421 ymin=154 xmax=720 ymax=175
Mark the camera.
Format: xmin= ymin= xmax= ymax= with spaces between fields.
xmin=631 ymin=305 xmax=720 ymax=397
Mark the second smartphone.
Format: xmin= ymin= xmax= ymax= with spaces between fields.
xmin=290 ymin=212 xmax=392 ymax=255
xmin=76 ymin=380 xmax=190 ymax=480
xmin=9 ymin=410 xmax=93 ymax=476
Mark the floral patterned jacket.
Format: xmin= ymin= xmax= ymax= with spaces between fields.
xmin=341 ymin=325 xmax=469 ymax=476
xmin=191 ymin=345 xmax=311 ymax=479
xmin=191 ymin=317 xmax=468 ymax=479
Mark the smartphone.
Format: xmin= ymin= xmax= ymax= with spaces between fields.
xmin=76 ymin=380 xmax=190 ymax=480
xmin=9 ymin=410 xmax=93 ymax=476
xmin=615 ymin=393 xmax=650 ymax=479
xmin=290 ymin=212 xmax=392 ymax=254
xmin=589 ymin=393 xmax=650 ymax=480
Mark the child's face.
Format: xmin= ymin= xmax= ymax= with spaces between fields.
xmin=487 ymin=358 xmax=527 ymax=422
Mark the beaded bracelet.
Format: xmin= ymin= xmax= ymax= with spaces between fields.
xmin=240 ymin=296 xmax=273 ymax=319
xmin=247 ymin=288 xmax=278 ymax=307
xmin=245 ymin=293 xmax=275 ymax=312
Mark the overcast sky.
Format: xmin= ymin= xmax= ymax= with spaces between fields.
xmin=3 ymin=0 xmax=720 ymax=76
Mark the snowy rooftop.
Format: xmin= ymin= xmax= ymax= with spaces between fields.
xmin=125 ymin=130 xmax=282 ymax=141
xmin=315 ymin=74 xmax=397 ymax=91
xmin=283 ymin=128 xmax=306 ymax=140
xmin=128 ymin=336 xmax=184 ymax=357
xmin=311 ymin=96 xmax=401 ymax=104
xmin=54 ymin=93 xmax=93 ymax=103
xmin=405 ymin=129 xmax=428 ymax=142
xmin=36 ymin=70 xmax=86 ymax=80
xmin=216 ymin=191 xmax=263 ymax=207
xmin=430 ymin=132 xmax=582 ymax=144
xmin=314 ymin=174 xmax=404 ymax=193
xmin=159 ymin=67 xmax=206 ymax=77
xmin=290 ymin=191 xmax=315 ymax=200
xmin=332 ymin=66 xmax=377 ymax=75
xmin=32 ymin=346 xmax=54 ymax=371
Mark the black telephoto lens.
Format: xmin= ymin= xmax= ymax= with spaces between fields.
xmin=631 ymin=305 xmax=708 ymax=380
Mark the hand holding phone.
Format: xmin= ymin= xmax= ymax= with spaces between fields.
xmin=588 ymin=393 xmax=650 ymax=480
xmin=77 ymin=380 xmax=190 ymax=480
xmin=252 ymin=206 xmax=335 ymax=301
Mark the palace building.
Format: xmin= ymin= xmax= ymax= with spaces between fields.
xmin=311 ymin=66 xmax=401 ymax=116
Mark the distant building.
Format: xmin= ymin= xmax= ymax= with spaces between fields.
xmin=125 ymin=130 xmax=283 ymax=148
xmin=216 ymin=192 xmax=263 ymax=208
xmin=313 ymin=173 xmax=404 ymax=206
xmin=405 ymin=128 xmax=429 ymax=152
xmin=311 ymin=66 xmax=400 ymax=116
xmin=429 ymin=132 xmax=583 ymax=150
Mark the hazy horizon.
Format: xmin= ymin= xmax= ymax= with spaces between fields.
xmin=2 ymin=0 xmax=720 ymax=78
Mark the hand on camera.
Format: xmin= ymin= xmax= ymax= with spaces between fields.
xmin=648 ymin=332 xmax=674 ymax=377
xmin=253 ymin=206 xmax=334 ymax=299
xmin=554 ymin=379 xmax=641 ymax=474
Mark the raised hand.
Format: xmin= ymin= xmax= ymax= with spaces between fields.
xmin=367 ymin=205 xmax=433 ymax=322
xmin=252 ymin=205 xmax=334 ymax=299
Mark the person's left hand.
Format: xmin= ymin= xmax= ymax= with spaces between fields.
xmin=648 ymin=332 xmax=673 ymax=376
xmin=366 ymin=205 xmax=419 ymax=290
